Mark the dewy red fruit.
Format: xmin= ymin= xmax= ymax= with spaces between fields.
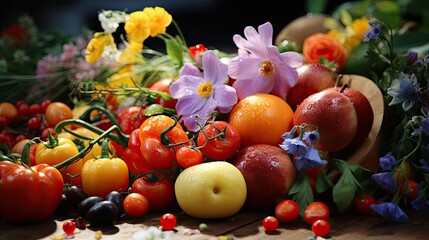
xmin=293 ymin=87 xmax=358 ymax=152
xmin=331 ymin=85 xmax=374 ymax=154
xmin=286 ymin=63 xmax=337 ymax=111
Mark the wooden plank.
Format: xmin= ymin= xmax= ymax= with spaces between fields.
xmin=1 ymin=208 xmax=428 ymax=239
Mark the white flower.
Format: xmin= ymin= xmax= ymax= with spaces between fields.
xmin=132 ymin=226 xmax=174 ymax=240
xmin=98 ymin=10 xmax=129 ymax=34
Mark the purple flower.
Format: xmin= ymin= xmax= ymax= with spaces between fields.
xmin=302 ymin=130 xmax=319 ymax=145
xmin=387 ymin=73 xmax=420 ymax=111
xmin=411 ymin=197 xmax=429 ymax=211
xmin=294 ymin=146 xmax=326 ymax=171
xmin=169 ymin=50 xmax=237 ymax=132
xmin=370 ymin=202 xmax=409 ymax=223
xmin=228 ymin=22 xmax=303 ymax=100
xmin=419 ymin=158 xmax=429 ymax=173
xmin=371 ymin=172 xmax=398 ymax=191
xmin=364 ymin=21 xmax=381 ymax=42
xmin=379 ymin=153 xmax=396 ymax=171
xmin=279 ymin=137 xmax=308 ymax=157
xmin=423 ymin=113 xmax=429 ymax=135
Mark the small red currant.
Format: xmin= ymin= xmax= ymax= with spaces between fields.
xmin=62 ymin=220 xmax=76 ymax=236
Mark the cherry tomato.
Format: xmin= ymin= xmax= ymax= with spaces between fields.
xmin=262 ymin=216 xmax=278 ymax=232
xmin=18 ymin=102 xmax=31 ymax=117
xmin=0 ymin=102 xmax=18 ymax=127
xmin=123 ymin=193 xmax=150 ymax=217
xmin=354 ymin=194 xmax=376 ymax=215
xmin=116 ymin=106 xmax=147 ymax=134
xmin=303 ymin=201 xmax=330 ymax=225
xmin=176 ymin=147 xmax=203 ymax=168
xmin=197 ymin=121 xmax=241 ymax=160
xmin=274 ymin=199 xmax=300 ymax=222
xmin=139 ymin=115 xmax=189 ymax=170
xmin=63 ymin=220 xmax=76 ymax=236
xmin=131 ymin=174 xmax=175 ymax=212
xmin=400 ymin=179 xmax=418 ymax=203
xmin=40 ymin=99 xmax=51 ymax=112
xmin=160 ymin=213 xmax=176 ymax=231
xmin=148 ymin=78 xmax=177 ymax=109
xmin=29 ymin=103 xmax=42 ymax=114
xmin=44 ymin=102 xmax=73 ymax=127
xmin=312 ymin=219 xmax=330 ymax=237
xmin=27 ymin=116 xmax=42 ymax=130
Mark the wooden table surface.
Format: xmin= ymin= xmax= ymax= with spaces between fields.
xmin=1 ymin=206 xmax=428 ymax=240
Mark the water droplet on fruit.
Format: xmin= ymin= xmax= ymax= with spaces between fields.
xmin=306 ymin=103 xmax=314 ymax=110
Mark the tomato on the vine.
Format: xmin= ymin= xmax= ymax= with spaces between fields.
xmin=176 ymin=147 xmax=203 ymax=168
xmin=0 ymin=162 xmax=64 ymax=223
xmin=138 ymin=115 xmax=189 ymax=170
xmin=160 ymin=213 xmax=176 ymax=231
xmin=262 ymin=216 xmax=278 ymax=232
xmin=354 ymin=194 xmax=376 ymax=215
xmin=0 ymin=102 xmax=18 ymax=127
xmin=400 ymin=179 xmax=418 ymax=203
xmin=274 ymin=199 xmax=300 ymax=222
xmin=303 ymin=201 xmax=330 ymax=225
xmin=116 ymin=106 xmax=147 ymax=134
xmin=197 ymin=121 xmax=241 ymax=160
xmin=312 ymin=219 xmax=330 ymax=237
xmin=122 ymin=129 xmax=152 ymax=175
xmin=131 ymin=173 xmax=175 ymax=212
xmin=148 ymin=78 xmax=177 ymax=109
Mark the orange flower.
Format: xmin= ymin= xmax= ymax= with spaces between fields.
xmin=302 ymin=33 xmax=348 ymax=71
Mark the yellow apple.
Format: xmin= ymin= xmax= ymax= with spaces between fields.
xmin=174 ymin=161 xmax=247 ymax=219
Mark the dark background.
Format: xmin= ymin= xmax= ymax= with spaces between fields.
xmin=1 ymin=0 xmax=350 ymax=52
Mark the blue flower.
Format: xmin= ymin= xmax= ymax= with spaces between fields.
xmin=294 ymin=146 xmax=326 ymax=171
xmin=411 ymin=197 xmax=429 ymax=211
xmin=379 ymin=153 xmax=396 ymax=171
xmin=169 ymin=50 xmax=237 ymax=132
xmin=423 ymin=113 xmax=429 ymax=135
xmin=302 ymin=130 xmax=319 ymax=145
xmin=418 ymin=159 xmax=429 ymax=173
xmin=279 ymin=137 xmax=308 ymax=157
xmin=228 ymin=22 xmax=303 ymax=100
xmin=371 ymin=172 xmax=397 ymax=191
xmin=364 ymin=21 xmax=381 ymax=42
xmin=370 ymin=202 xmax=409 ymax=223
xmin=387 ymin=72 xmax=420 ymax=111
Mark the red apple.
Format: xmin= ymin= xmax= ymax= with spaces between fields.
xmin=286 ymin=63 xmax=338 ymax=111
xmin=292 ymin=88 xmax=358 ymax=152
xmin=331 ymin=85 xmax=374 ymax=155
xmin=231 ymin=144 xmax=297 ymax=210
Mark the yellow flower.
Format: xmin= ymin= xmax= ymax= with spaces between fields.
xmin=85 ymin=32 xmax=115 ymax=64
xmin=143 ymin=7 xmax=172 ymax=37
xmin=124 ymin=11 xmax=150 ymax=43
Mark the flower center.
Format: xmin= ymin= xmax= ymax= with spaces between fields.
xmin=259 ymin=60 xmax=274 ymax=77
xmin=197 ymin=82 xmax=213 ymax=98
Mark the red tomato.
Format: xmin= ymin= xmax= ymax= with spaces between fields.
xmin=400 ymin=179 xmax=418 ymax=203
xmin=0 ymin=163 xmax=64 ymax=223
xmin=275 ymin=199 xmax=300 ymax=222
xmin=123 ymin=193 xmax=150 ymax=217
xmin=175 ymin=147 xmax=203 ymax=168
xmin=354 ymin=194 xmax=376 ymax=215
xmin=116 ymin=106 xmax=147 ymax=134
xmin=122 ymin=129 xmax=152 ymax=175
xmin=44 ymin=102 xmax=73 ymax=127
xmin=0 ymin=102 xmax=18 ymax=127
xmin=148 ymin=78 xmax=178 ymax=109
xmin=303 ymin=201 xmax=330 ymax=225
xmin=139 ymin=115 xmax=189 ymax=170
xmin=312 ymin=219 xmax=330 ymax=237
xmin=131 ymin=174 xmax=175 ymax=212
xmin=197 ymin=121 xmax=241 ymax=160
xmin=160 ymin=213 xmax=176 ymax=231
xmin=262 ymin=216 xmax=278 ymax=232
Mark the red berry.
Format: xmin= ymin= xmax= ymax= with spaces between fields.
xmin=62 ymin=220 xmax=76 ymax=236
xmin=262 ymin=216 xmax=278 ymax=232
xmin=160 ymin=213 xmax=176 ymax=231
xmin=312 ymin=219 xmax=330 ymax=237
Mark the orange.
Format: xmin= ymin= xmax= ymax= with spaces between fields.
xmin=228 ymin=93 xmax=294 ymax=147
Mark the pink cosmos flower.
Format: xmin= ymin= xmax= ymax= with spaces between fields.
xmin=228 ymin=22 xmax=303 ymax=100
xmin=169 ymin=50 xmax=237 ymax=132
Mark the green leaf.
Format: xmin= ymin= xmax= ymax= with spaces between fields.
xmin=340 ymin=10 xmax=353 ymax=26
xmin=289 ymin=172 xmax=314 ymax=216
xmin=315 ymin=170 xmax=334 ymax=193
xmin=165 ymin=36 xmax=184 ymax=67
xmin=333 ymin=168 xmax=358 ymax=212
